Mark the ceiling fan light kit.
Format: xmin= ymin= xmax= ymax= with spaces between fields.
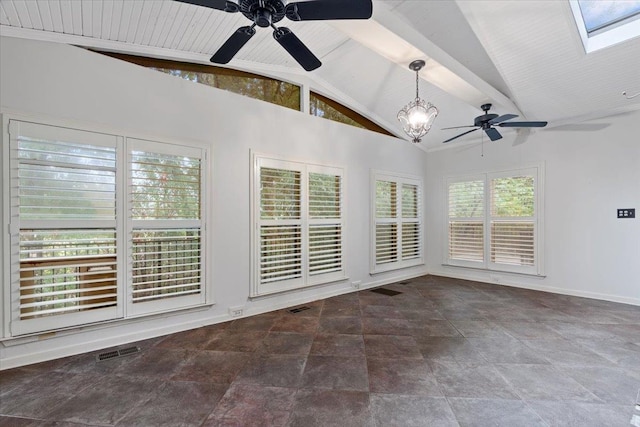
xmin=397 ymin=60 xmax=439 ymax=144
xmin=442 ymin=103 xmax=548 ymax=144
xmin=176 ymin=0 xmax=373 ymax=71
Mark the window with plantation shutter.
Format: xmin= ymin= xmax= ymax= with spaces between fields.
xmin=6 ymin=119 xmax=209 ymax=336
xmin=252 ymin=155 xmax=345 ymax=296
xmin=128 ymin=139 xmax=205 ymax=315
xmin=448 ymin=179 xmax=485 ymax=264
xmin=372 ymin=172 xmax=423 ymax=274
xmin=9 ymin=121 xmax=121 ymax=335
xmin=445 ymin=167 xmax=542 ymax=275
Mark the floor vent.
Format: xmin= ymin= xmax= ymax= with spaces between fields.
xmin=397 ymin=281 xmax=411 ymax=285
xmin=96 ymin=346 xmax=140 ymax=362
xmin=370 ymin=288 xmax=402 ymax=296
xmin=288 ymin=306 xmax=311 ymax=314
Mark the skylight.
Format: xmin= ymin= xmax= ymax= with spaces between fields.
xmin=570 ymin=0 xmax=640 ymax=52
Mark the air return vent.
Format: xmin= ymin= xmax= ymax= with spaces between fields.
xmin=370 ymin=288 xmax=402 ymax=296
xmin=288 ymin=306 xmax=311 ymax=314
xmin=96 ymin=346 xmax=140 ymax=362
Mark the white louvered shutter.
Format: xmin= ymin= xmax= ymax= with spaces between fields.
xmin=401 ymin=183 xmax=420 ymax=260
xmin=308 ymin=169 xmax=344 ymax=283
xmin=489 ymin=175 xmax=536 ymax=269
xmin=448 ymin=179 xmax=485 ymax=264
xmin=258 ymin=164 xmax=303 ymax=293
xmin=9 ymin=121 xmax=120 ymax=335
xmin=375 ymin=180 xmax=398 ymax=265
xmin=128 ymin=139 xmax=205 ymax=315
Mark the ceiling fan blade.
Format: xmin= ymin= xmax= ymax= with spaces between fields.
xmin=443 ymin=128 xmax=479 ymax=143
xmin=488 ymin=114 xmax=518 ymax=125
xmin=441 ymin=125 xmax=476 ymax=130
xmin=485 ymin=127 xmax=502 ymax=141
xmin=174 ymin=0 xmax=239 ymax=13
xmin=210 ymin=26 xmax=256 ymax=64
xmin=273 ymin=27 xmax=321 ymax=71
xmin=286 ymin=0 xmax=373 ymax=21
xmin=498 ymin=121 xmax=548 ymax=128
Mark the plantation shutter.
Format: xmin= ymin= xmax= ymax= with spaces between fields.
xmin=253 ymin=156 xmax=345 ymax=296
xmin=9 ymin=121 xmax=120 ymax=335
xmin=448 ymin=179 xmax=484 ymax=265
xmin=257 ymin=162 xmax=303 ymax=295
xmin=489 ymin=174 xmax=536 ymax=269
xmin=375 ymin=180 xmax=398 ymax=265
xmin=401 ymin=184 xmax=420 ymax=260
xmin=308 ymin=168 xmax=344 ymax=283
xmin=372 ymin=172 xmax=423 ymax=273
xmin=128 ymin=138 xmax=205 ymax=315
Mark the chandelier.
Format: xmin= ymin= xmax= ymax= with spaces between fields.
xmin=397 ymin=60 xmax=438 ymax=143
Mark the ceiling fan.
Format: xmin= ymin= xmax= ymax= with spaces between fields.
xmin=442 ymin=104 xmax=548 ymax=143
xmin=175 ymin=0 xmax=373 ymax=71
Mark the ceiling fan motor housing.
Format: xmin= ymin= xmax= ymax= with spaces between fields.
xmin=240 ymin=0 xmax=287 ymax=27
xmin=475 ymin=113 xmax=498 ymax=128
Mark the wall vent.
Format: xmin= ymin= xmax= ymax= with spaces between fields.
xmin=370 ymin=288 xmax=402 ymax=296
xmin=96 ymin=346 xmax=140 ymax=362
xmin=288 ymin=306 xmax=311 ymax=314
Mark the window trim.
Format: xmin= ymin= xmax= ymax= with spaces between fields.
xmin=2 ymin=113 xmax=212 ymax=337
xmin=370 ymin=170 xmax=424 ymax=275
xmin=250 ymin=152 xmax=346 ymax=297
xmin=444 ymin=165 xmax=545 ymax=276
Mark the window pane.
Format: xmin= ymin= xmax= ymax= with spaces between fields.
xmin=449 ymin=221 xmax=484 ymax=262
xmin=401 ymin=223 xmax=420 ymax=260
xmin=578 ymin=0 xmax=640 ymax=32
xmin=310 ymin=93 xmax=366 ymax=129
xmin=131 ymin=151 xmax=201 ymax=220
xmin=491 ymin=222 xmax=534 ymax=266
xmin=309 ymin=172 xmax=341 ymax=219
xmin=18 ymin=138 xmax=116 ymax=221
xmin=490 ymin=176 xmax=534 ymax=217
xmin=260 ymin=168 xmax=301 ymax=219
xmin=19 ymin=230 xmax=117 ymax=319
xmin=260 ymin=225 xmax=302 ymax=284
xmin=131 ymin=229 xmax=201 ymax=303
xmin=153 ymin=68 xmax=300 ymax=110
xmin=449 ymin=180 xmax=484 ymax=218
xmin=376 ymin=181 xmax=397 ymax=218
xmin=402 ymin=184 xmax=419 ymax=218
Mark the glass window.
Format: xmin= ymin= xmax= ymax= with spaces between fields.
xmin=310 ymin=91 xmax=393 ymax=136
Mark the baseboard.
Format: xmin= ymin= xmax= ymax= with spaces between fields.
xmin=428 ymin=268 xmax=640 ymax=307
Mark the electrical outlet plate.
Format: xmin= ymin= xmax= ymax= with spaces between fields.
xmin=617 ymin=208 xmax=635 ymax=218
xmin=352 ymin=280 xmax=361 ymax=289
xmin=228 ymin=306 xmax=244 ymax=317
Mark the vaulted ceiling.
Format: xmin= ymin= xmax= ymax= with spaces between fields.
xmin=1 ymin=0 xmax=639 ymax=151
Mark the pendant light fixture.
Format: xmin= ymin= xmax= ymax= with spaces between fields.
xmin=397 ymin=60 xmax=438 ymax=143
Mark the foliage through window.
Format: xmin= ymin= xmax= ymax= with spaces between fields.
xmin=7 ymin=120 xmax=207 ymax=336
xmin=372 ymin=172 xmax=423 ymax=273
xmin=446 ymin=167 xmax=542 ymax=275
xmin=310 ymin=92 xmax=393 ymax=136
xmin=253 ymin=155 xmax=345 ymax=296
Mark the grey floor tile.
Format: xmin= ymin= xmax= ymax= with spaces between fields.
xmin=362 ymin=317 xmax=413 ymax=335
xmin=301 ymin=355 xmax=369 ymax=391
xmin=45 ymin=375 xmax=163 ymax=425
xmin=418 ymin=337 xmax=489 ymax=365
xmin=467 ymin=337 xmax=550 ymax=364
xmin=364 ymin=334 xmax=423 ymax=359
xmin=0 ymin=416 xmax=34 ymax=427
xmin=156 ymin=326 xmax=223 ymax=350
xmin=409 ymin=320 xmax=463 ymax=338
xmin=560 ymin=365 xmax=640 ymax=405
xmin=205 ymin=330 xmax=269 ymax=352
xmin=574 ymin=338 xmax=640 ymax=369
xmin=171 ymin=350 xmax=250 ymax=384
xmin=370 ymin=394 xmax=458 ymax=427
xmin=521 ymin=338 xmax=614 ymax=367
xmin=318 ymin=316 xmax=363 ymax=335
xmin=116 ymin=380 xmax=227 ymax=426
xmin=448 ymin=397 xmax=547 ymax=427
xmin=449 ymin=320 xmax=512 ymax=338
xmin=270 ymin=315 xmax=319 ymax=334
xmin=113 ymin=347 xmax=192 ymax=379
xmin=310 ymin=333 xmax=365 ymax=357
xmin=234 ymin=354 xmax=306 ymax=388
xmin=257 ymin=332 xmax=315 ymax=355
xmin=497 ymin=320 xmax=566 ymax=340
xmin=430 ymin=361 xmax=519 ymax=399
xmin=288 ymin=389 xmax=371 ymax=427
xmin=202 ymin=383 xmax=296 ymax=427
xmin=495 ymin=364 xmax=601 ymax=403
xmin=528 ymin=400 xmax=634 ymax=427
xmin=367 ymin=357 xmax=441 ymax=396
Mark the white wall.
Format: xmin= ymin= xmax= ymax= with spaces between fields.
xmin=426 ymin=112 xmax=640 ymax=305
xmin=0 ymin=36 xmax=428 ymax=368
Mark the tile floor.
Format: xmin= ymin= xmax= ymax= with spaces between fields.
xmin=1 ymin=275 xmax=639 ymax=426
